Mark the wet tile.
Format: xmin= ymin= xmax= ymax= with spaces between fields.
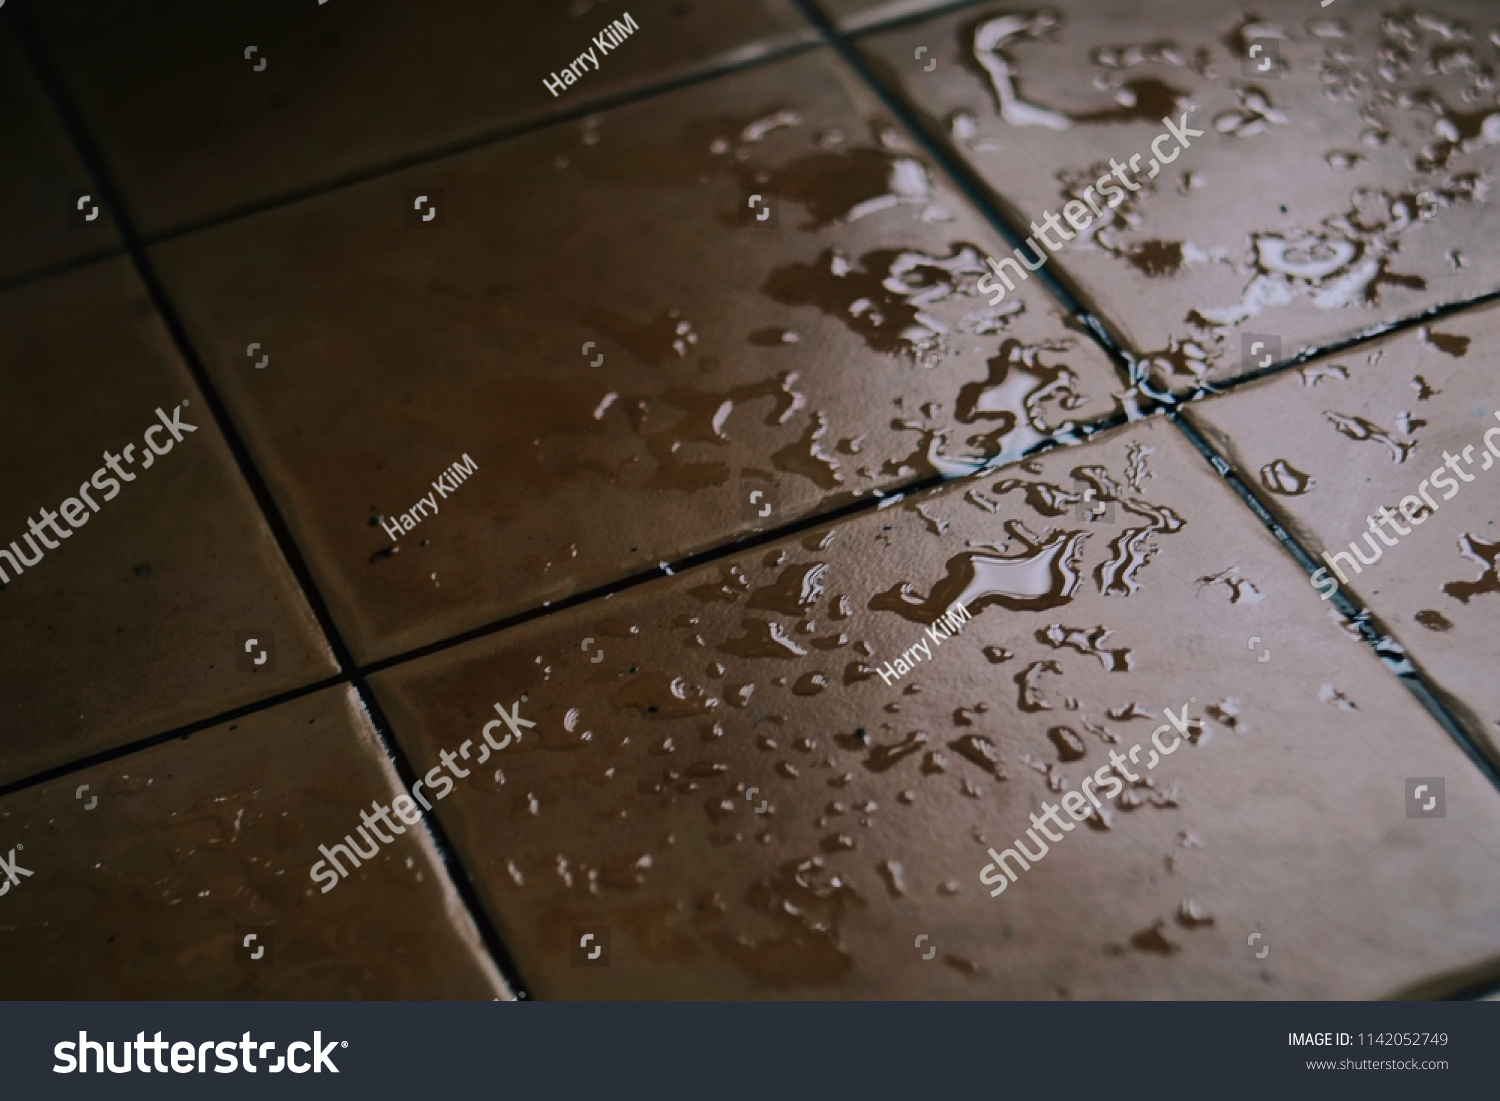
xmin=0 ymin=686 xmax=506 ymax=998
xmin=0 ymin=29 xmax=119 ymax=285
xmin=369 ymin=417 xmax=1500 ymax=998
xmin=0 ymin=259 xmax=337 ymax=786
xmin=857 ymin=1 xmax=1500 ymax=392
xmin=149 ymin=47 xmax=1123 ymax=664
xmin=1185 ymin=298 xmax=1500 ymax=768
xmin=26 ymin=0 xmax=813 ymax=236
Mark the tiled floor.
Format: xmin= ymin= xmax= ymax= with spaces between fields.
xmin=2 ymin=0 xmax=1497 ymax=1000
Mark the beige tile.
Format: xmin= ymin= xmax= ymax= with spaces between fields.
xmin=857 ymin=1 xmax=1500 ymax=391
xmin=150 ymin=47 xmax=1124 ymax=664
xmin=0 ymin=686 xmax=507 ymax=999
xmin=0 ymin=30 xmax=119 ymax=285
xmin=369 ymin=416 xmax=1500 ymax=998
xmin=28 ymin=0 xmax=814 ymax=235
xmin=1186 ymin=297 xmax=1500 ymax=767
xmin=0 ymin=259 xmax=337 ymax=786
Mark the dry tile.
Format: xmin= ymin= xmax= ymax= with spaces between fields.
xmin=0 ymin=259 xmax=336 ymax=786
xmin=0 ymin=686 xmax=506 ymax=998
xmin=0 ymin=31 xmax=118 ymax=285
xmin=26 ymin=0 xmax=814 ymax=235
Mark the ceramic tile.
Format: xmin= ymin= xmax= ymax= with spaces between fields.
xmin=0 ymin=259 xmax=337 ymax=786
xmin=1185 ymin=297 xmax=1500 ymax=767
xmin=0 ymin=28 xmax=118 ymax=285
xmin=0 ymin=685 xmax=507 ymax=998
xmin=149 ymin=47 xmax=1124 ymax=664
xmin=856 ymin=0 xmax=1500 ymax=391
xmin=26 ymin=0 xmax=814 ymax=235
xmin=369 ymin=417 xmax=1500 ymax=998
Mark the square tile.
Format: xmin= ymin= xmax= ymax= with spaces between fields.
xmin=369 ymin=417 xmax=1500 ymax=998
xmin=0 ymin=686 xmax=507 ymax=998
xmin=0 ymin=29 xmax=118 ymax=285
xmin=150 ymin=47 xmax=1123 ymax=663
xmin=26 ymin=0 xmax=814 ymax=235
xmin=857 ymin=0 xmax=1500 ymax=392
xmin=0 ymin=259 xmax=337 ymax=786
xmin=1185 ymin=297 xmax=1500 ymax=766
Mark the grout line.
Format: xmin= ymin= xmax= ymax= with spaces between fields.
xmin=9 ymin=0 xmax=1500 ymax=999
xmin=0 ymin=396 xmax=1132 ymax=793
xmin=1169 ymin=411 xmax=1500 ymax=794
xmin=356 ymin=399 xmax=1133 ymax=678
xmin=6 ymin=3 xmax=533 ymax=1002
xmin=360 ymin=481 xmax=938 ymax=676
xmin=0 ymin=244 xmax=127 ymax=297
xmin=785 ymin=0 xmax=1500 ymax=795
xmin=0 ymin=675 xmax=348 ymax=802
xmin=136 ymin=37 xmax=821 ymax=247
xmin=786 ymin=0 xmax=1113 ymax=332
xmin=834 ymin=0 xmax=996 ymax=39
xmin=1138 ymin=287 xmax=1500 ymax=407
